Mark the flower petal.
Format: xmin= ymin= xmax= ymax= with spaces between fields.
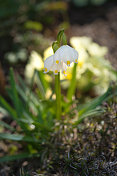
xmin=44 ymin=55 xmax=54 ymax=73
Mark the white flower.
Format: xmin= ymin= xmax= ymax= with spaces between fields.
xmin=44 ymin=55 xmax=54 ymax=73
xmin=88 ymin=43 xmax=108 ymax=57
xmin=44 ymin=45 xmax=78 ymax=76
xmin=61 ymin=62 xmax=67 ymax=76
xmin=51 ymin=62 xmax=61 ymax=75
xmin=25 ymin=51 xmax=43 ymax=82
xmin=70 ymin=36 xmax=92 ymax=50
xmin=28 ymin=51 xmax=44 ymax=69
xmin=53 ymin=45 xmax=78 ymax=66
xmin=44 ymin=55 xmax=67 ymax=75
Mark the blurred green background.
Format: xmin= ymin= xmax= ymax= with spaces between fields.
xmin=0 ymin=0 xmax=117 ymax=174
xmin=0 ymin=0 xmax=117 ymax=97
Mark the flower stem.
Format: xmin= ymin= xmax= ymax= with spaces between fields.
xmin=67 ymin=63 xmax=77 ymax=101
xmin=55 ymin=72 xmax=61 ymax=120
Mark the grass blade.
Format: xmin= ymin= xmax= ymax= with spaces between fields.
xmin=35 ymin=70 xmax=46 ymax=99
xmin=67 ymin=63 xmax=77 ymax=101
xmin=74 ymin=86 xmax=117 ymax=125
xmin=9 ymin=68 xmax=23 ymax=117
xmin=17 ymin=75 xmax=41 ymax=107
xmin=75 ymin=108 xmax=105 ymax=125
xmin=0 ymin=121 xmax=15 ymax=131
xmin=0 ymin=153 xmax=40 ymax=163
xmin=0 ymin=95 xmax=17 ymax=120
xmin=37 ymin=70 xmax=49 ymax=92
xmin=0 ymin=133 xmax=38 ymax=142
xmin=78 ymin=86 xmax=116 ymax=117
xmin=0 ymin=96 xmax=30 ymax=132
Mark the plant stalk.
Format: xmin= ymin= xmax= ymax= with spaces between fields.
xmin=67 ymin=63 xmax=77 ymax=101
xmin=55 ymin=72 xmax=61 ymax=120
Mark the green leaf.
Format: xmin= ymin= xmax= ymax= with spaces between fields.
xmin=16 ymin=85 xmax=38 ymax=116
xmin=0 ymin=106 xmax=8 ymax=116
xmin=0 ymin=153 xmax=40 ymax=163
xmin=52 ymin=30 xmax=67 ymax=53
xmin=36 ymin=70 xmax=49 ymax=93
xmin=52 ymin=41 xmax=59 ymax=53
xmin=67 ymin=63 xmax=77 ymax=101
xmin=75 ymin=108 xmax=105 ymax=125
xmin=17 ymin=75 xmax=41 ymax=107
xmin=0 ymin=95 xmax=32 ymax=133
xmin=0 ymin=121 xmax=15 ymax=131
xmin=1 ymin=70 xmax=32 ymax=132
xmin=17 ymin=75 xmax=27 ymax=91
xmin=35 ymin=70 xmax=46 ymax=99
xmin=9 ymin=68 xmax=23 ymax=117
xmin=78 ymin=86 xmax=116 ymax=117
xmin=74 ymin=86 xmax=117 ymax=125
xmin=16 ymin=75 xmax=43 ymax=118
xmin=62 ymin=32 xmax=67 ymax=45
xmin=0 ymin=96 xmax=17 ymax=120
xmin=0 ymin=133 xmax=37 ymax=142
xmin=57 ymin=29 xmax=67 ymax=45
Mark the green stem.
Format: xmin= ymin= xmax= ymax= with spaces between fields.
xmin=67 ymin=63 xmax=77 ymax=101
xmin=55 ymin=72 xmax=61 ymax=120
xmin=64 ymin=63 xmax=77 ymax=113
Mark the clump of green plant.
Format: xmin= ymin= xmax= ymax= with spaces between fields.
xmin=1 ymin=97 xmax=116 ymax=175
xmin=0 ymin=30 xmax=117 ymax=163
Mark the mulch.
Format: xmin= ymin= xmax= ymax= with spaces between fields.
xmin=68 ymin=1 xmax=117 ymax=69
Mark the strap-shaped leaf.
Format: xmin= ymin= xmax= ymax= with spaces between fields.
xmin=0 ymin=133 xmax=38 ymax=142
xmin=67 ymin=63 xmax=77 ymax=101
xmin=9 ymin=68 xmax=23 ymax=117
xmin=78 ymin=86 xmax=116 ymax=117
xmin=0 ymin=153 xmax=40 ymax=162
xmin=36 ymin=70 xmax=49 ymax=93
xmin=74 ymin=86 xmax=117 ymax=125
xmin=0 ymin=95 xmax=17 ymax=120
xmin=0 ymin=121 xmax=15 ymax=131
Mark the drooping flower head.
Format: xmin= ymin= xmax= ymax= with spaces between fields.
xmin=54 ymin=45 xmax=78 ymax=66
xmin=44 ymin=55 xmax=67 ymax=75
xmin=44 ymin=45 xmax=79 ymax=76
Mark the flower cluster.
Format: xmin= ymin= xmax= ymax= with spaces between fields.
xmin=25 ymin=51 xmax=44 ymax=82
xmin=69 ymin=36 xmax=116 ymax=94
xmin=44 ymin=45 xmax=78 ymax=76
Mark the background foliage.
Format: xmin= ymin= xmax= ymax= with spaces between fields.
xmin=0 ymin=0 xmax=117 ymax=175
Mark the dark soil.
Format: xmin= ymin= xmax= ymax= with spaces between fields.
xmin=68 ymin=1 xmax=117 ymax=69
